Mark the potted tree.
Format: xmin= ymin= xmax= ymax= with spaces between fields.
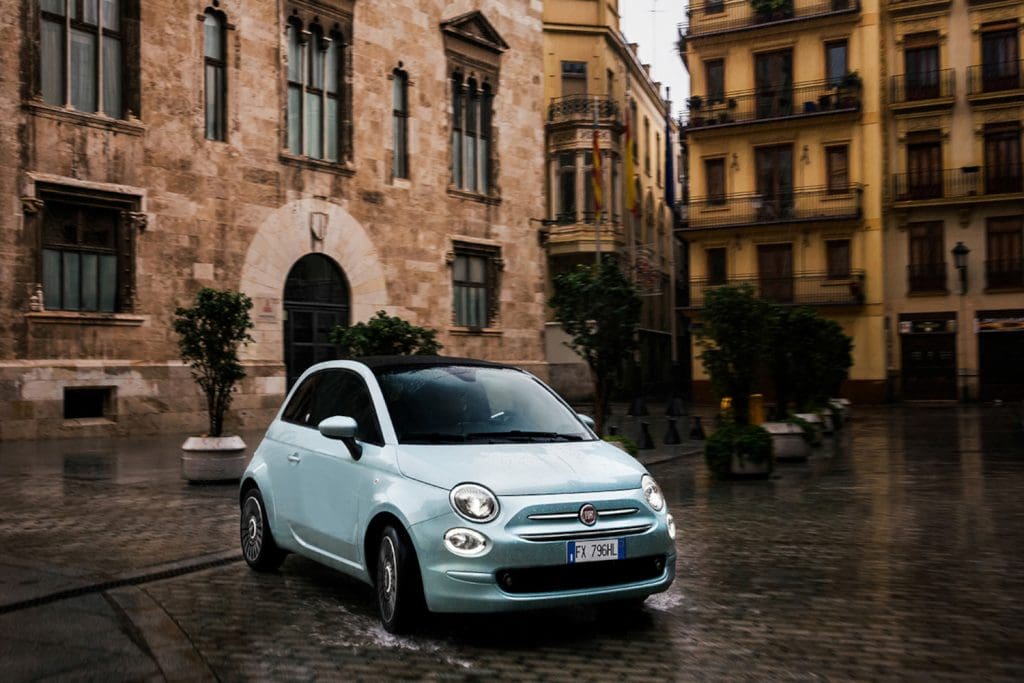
xmin=174 ymin=288 xmax=254 ymax=483
xmin=329 ymin=310 xmax=442 ymax=357
xmin=696 ymin=284 xmax=775 ymax=478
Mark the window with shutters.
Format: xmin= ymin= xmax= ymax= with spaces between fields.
xmin=36 ymin=185 xmax=140 ymax=313
xmin=907 ymin=221 xmax=946 ymax=293
xmin=442 ymin=11 xmax=507 ymax=200
xmin=705 ymin=157 xmax=725 ymax=205
xmin=986 ymin=216 xmax=1023 ymax=290
xmin=826 ymin=239 xmax=851 ymax=279
xmin=984 ymin=123 xmax=1022 ymax=195
xmin=284 ymin=4 xmax=353 ymax=164
xmin=826 ymin=145 xmax=849 ymax=194
xmin=203 ymin=8 xmax=227 ymax=141
xmin=451 ymin=242 xmax=502 ymax=330
xmin=36 ymin=0 xmax=140 ymax=119
xmin=392 ymin=67 xmax=409 ymax=179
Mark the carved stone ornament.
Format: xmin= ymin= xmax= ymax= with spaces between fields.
xmin=21 ymin=196 xmax=44 ymax=215
xmin=128 ymin=211 xmax=148 ymax=232
xmin=310 ymin=211 xmax=328 ymax=242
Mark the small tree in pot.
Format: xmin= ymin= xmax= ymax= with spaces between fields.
xmin=174 ymin=287 xmax=254 ymax=482
xmin=696 ymin=284 xmax=774 ymax=478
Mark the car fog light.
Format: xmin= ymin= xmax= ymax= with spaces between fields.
xmin=444 ymin=528 xmax=490 ymax=557
xmin=666 ymin=513 xmax=677 ymax=540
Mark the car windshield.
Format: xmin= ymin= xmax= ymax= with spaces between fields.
xmin=375 ymin=365 xmax=595 ymax=444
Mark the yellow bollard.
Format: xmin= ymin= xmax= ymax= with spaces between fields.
xmin=720 ymin=396 xmax=731 ymax=411
xmin=750 ymin=393 xmax=765 ymax=425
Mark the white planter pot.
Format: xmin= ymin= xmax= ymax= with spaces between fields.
xmin=762 ymin=421 xmax=810 ymax=461
xmin=793 ymin=413 xmax=824 ymax=445
xmin=181 ymin=435 xmax=248 ymax=483
xmin=730 ymin=452 xmax=772 ymax=477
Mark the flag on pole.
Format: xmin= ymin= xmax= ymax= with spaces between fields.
xmin=624 ymin=102 xmax=637 ymax=217
xmin=591 ymin=103 xmax=603 ymax=224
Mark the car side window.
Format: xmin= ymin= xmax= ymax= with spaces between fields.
xmin=281 ymin=374 xmax=320 ymax=426
xmin=308 ymin=370 xmax=384 ymax=445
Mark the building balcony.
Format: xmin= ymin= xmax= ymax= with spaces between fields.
xmin=681 ymin=270 xmax=866 ymax=309
xmin=544 ymin=215 xmax=625 ymax=257
xmin=678 ymin=0 xmax=859 ymax=41
xmin=683 ymin=185 xmax=863 ymax=231
xmin=892 ymin=165 xmax=1024 ymax=206
xmin=967 ymin=61 xmax=1024 ymax=105
xmin=986 ymin=259 xmax=1024 ymax=291
xmin=886 ymin=0 xmax=950 ymax=15
xmin=685 ymin=79 xmax=860 ymax=133
xmin=907 ymin=262 xmax=947 ymax=294
xmin=889 ymin=70 xmax=956 ymax=112
xmin=547 ymin=95 xmax=620 ymax=126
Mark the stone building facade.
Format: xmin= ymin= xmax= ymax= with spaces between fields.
xmin=0 ymin=0 xmax=547 ymax=440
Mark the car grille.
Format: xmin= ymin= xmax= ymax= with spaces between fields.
xmin=517 ymin=524 xmax=653 ymax=542
xmin=496 ymin=555 xmax=666 ymax=594
xmin=515 ymin=503 xmax=648 ymax=542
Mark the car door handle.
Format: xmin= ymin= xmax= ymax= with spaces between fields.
xmin=287 ymin=453 xmax=301 ymax=464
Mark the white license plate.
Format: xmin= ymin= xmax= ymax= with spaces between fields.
xmin=566 ymin=538 xmax=624 ymax=564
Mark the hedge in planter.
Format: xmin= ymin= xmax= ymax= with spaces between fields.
xmin=704 ymin=422 xmax=774 ymax=479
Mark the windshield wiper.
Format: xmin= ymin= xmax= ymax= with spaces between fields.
xmin=399 ymin=432 xmax=468 ymax=444
xmin=466 ymin=430 xmax=585 ymax=442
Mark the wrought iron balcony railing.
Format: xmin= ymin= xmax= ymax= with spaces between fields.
xmin=685 ymin=78 xmax=860 ymax=130
xmin=967 ymin=61 xmax=1024 ymax=96
xmin=684 ymin=185 xmax=863 ymax=230
xmin=682 ymin=270 xmax=866 ymax=308
xmin=679 ymin=0 xmax=859 ymax=39
xmin=890 ymin=69 xmax=956 ymax=105
xmin=892 ymin=165 xmax=1024 ymax=202
xmin=986 ymin=259 xmax=1024 ymax=290
xmin=548 ymin=95 xmax=619 ymax=124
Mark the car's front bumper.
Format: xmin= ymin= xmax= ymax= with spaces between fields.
xmin=409 ymin=489 xmax=677 ymax=613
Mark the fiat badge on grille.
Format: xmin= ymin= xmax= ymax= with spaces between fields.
xmin=579 ymin=504 xmax=598 ymax=526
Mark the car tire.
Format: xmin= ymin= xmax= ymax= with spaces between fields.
xmin=376 ymin=525 xmax=425 ymax=634
xmin=240 ymin=488 xmax=286 ymax=572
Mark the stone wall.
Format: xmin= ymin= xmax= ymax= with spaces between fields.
xmin=0 ymin=0 xmax=548 ymax=439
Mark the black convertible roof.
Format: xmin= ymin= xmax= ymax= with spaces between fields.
xmin=357 ymin=355 xmax=515 ymax=373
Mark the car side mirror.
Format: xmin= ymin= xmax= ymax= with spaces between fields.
xmin=577 ymin=414 xmax=596 ymax=430
xmin=318 ymin=415 xmax=363 ymax=460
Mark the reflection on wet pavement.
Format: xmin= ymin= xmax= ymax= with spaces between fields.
xmin=2 ymin=408 xmax=1024 ymax=680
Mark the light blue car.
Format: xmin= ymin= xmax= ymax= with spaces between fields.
xmin=239 ymin=356 xmax=676 ymax=633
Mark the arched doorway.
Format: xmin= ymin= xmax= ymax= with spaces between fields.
xmin=283 ymin=254 xmax=350 ymax=387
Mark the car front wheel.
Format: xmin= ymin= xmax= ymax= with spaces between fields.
xmin=240 ymin=488 xmax=286 ymax=572
xmin=376 ymin=525 xmax=424 ymax=634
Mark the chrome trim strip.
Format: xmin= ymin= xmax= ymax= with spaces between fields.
xmin=527 ymin=507 xmax=638 ymax=521
xmin=518 ymin=524 xmax=653 ymax=542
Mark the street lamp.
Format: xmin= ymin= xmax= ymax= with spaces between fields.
xmin=951 ymin=241 xmax=969 ymax=294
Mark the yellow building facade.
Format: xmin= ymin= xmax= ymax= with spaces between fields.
xmin=678 ymin=0 xmax=888 ymax=403
xmin=883 ymin=0 xmax=1024 ymax=401
xmin=543 ymin=0 xmax=683 ymax=401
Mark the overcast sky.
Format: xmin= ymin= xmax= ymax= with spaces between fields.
xmin=619 ymin=0 xmax=690 ymax=116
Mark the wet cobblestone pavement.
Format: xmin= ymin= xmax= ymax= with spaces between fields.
xmin=2 ymin=406 xmax=1024 ymax=681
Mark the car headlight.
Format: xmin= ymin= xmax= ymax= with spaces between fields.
xmin=641 ymin=474 xmax=664 ymax=512
xmin=666 ymin=513 xmax=677 ymax=540
xmin=444 ymin=528 xmax=490 ymax=557
xmin=449 ymin=483 xmax=499 ymax=523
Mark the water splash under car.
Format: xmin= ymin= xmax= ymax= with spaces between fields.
xmin=239 ymin=356 xmax=676 ymax=633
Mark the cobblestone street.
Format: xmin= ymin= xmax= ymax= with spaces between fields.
xmin=2 ymin=405 xmax=1023 ymax=681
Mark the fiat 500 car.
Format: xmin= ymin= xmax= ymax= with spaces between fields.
xmin=239 ymin=356 xmax=676 ymax=633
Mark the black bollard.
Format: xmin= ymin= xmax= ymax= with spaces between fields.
xmin=666 ymin=397 xmax=686 ymax=416
xmin=689 ymin=415 xmax=706 ymax=440
xmin=638 ymin=421 xmax=654 ymax=450
xmin=627 ymin=396 xmax=649 ymax=417
xmin=608 ymin=425 xmax=618 ymax=436
xmin=663 ymin=418 xmax=681 ymax=445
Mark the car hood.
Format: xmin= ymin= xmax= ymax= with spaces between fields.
xmin=395 ymin=440 xmax=645 ymax=495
